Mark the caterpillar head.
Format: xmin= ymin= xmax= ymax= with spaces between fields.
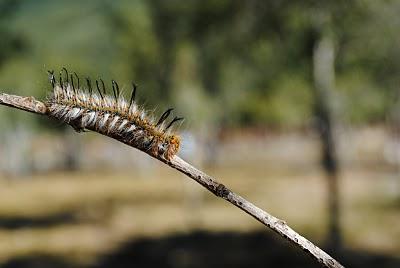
xmin=164 ymin=135 xmax=180 ymax=160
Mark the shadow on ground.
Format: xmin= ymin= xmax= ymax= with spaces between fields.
xmin=3 ymin=230 xmax=400 ymax=268
xmin=0 ymin=213 xmax=76 ymax=229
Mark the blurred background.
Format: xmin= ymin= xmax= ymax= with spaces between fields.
xmin=0 ymin=0 xmax=399 ymax=267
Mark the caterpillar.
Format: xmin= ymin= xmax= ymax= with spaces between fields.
xmin=46 ymin=68 xmax=183 ymax=160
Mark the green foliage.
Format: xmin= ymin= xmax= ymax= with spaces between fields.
xmin=238 ymin=74 xmax=313 ymax=127
xmin=337 ymin=70 xmax=387 ymax=123
xmin=0 ymin=0 xmax=398 ymax=129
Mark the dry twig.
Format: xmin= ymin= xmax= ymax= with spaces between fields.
xmin=0 ymin=92 xmax=344 ymax=268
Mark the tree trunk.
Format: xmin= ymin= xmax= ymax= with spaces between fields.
xmin=313 ymin=31 xmax=342 ymax=251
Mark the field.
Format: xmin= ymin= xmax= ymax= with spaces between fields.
xmin=0 ymin=128 xmax=399 ymax=267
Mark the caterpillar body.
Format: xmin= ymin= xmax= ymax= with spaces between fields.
xmin=46 ymin=69 xmax=182 ymax=160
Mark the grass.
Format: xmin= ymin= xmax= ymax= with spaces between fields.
xmin=0 ymin=163 xmax=399 ymax=266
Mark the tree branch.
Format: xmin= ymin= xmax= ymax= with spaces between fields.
xmin=0 ymin=92 xmax=344 ymax=268
xmin=0 ymin=93 xmax=47 ymax=115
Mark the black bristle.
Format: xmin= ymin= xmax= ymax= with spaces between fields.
xmin=165 ymin=116 xmax=184 ymax=130
xmin=86 ymin=77 xmax=92 ymax=96
xmin=73 ymin=72 xmax=80 ymax=89
xmin=47 ymin=70 xmax=55 ymax=88
xmin=70 ymin=74 xmax=76 ymax=93
xmin=112 ymin=80 xmax=120 ymax=98
xmin=59 ymin=72 xmax=63 ymax=88
xmin=96 ymin=80 xmax=104 ymax=99
xmin=111 ymin=80 xmax=118 ymax=101
xmin=129 ymin=82 xmax=137 ymax=109
xmin=115 ymin=81 xmax=120 ymax=96
xmin=100 ymin=79 xmax=106 ymax=95
xmin=156 ymin=108 xmax=173 ymax=126
xmin=61 ymin=67 xmax=69 ymax=84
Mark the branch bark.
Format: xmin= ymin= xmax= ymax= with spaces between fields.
xmin=0 ymin=93 xmax=47 ymax=114
xmin=0 ymin=92 xmax=344 ymax=268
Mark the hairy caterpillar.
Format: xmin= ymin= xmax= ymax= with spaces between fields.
xmin=46 ymin=68 xmax=183 ymax=160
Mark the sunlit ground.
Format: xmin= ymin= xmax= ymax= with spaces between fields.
xmin=0 ymin=128 xmax=399 ymax=267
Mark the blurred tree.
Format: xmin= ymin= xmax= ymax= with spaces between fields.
xmin=2 ymin=0 xmax=400 ymax=128
xmin=0 ymin=0 xmax=25 ymax=67
xmin=312 ymin=14 xmax=341 ymax=250
xmin=1 ymin=0 xmax=400 ymax=174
